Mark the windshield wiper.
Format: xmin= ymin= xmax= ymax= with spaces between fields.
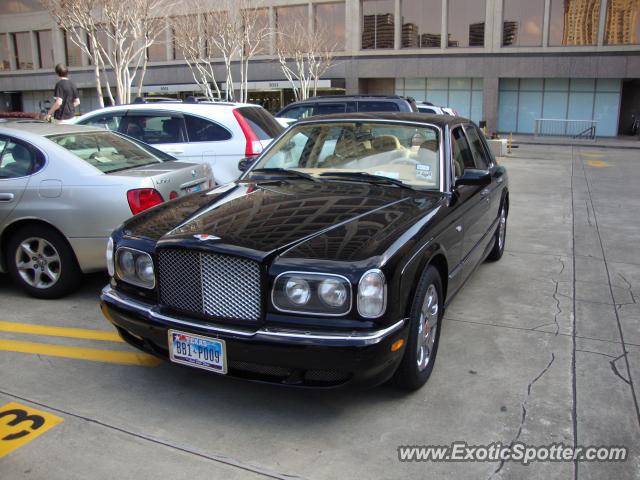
xmin=319 ymin=171 xmax=414 ymax=190
xmin=247 ymin=168 xmax=319 ymax=182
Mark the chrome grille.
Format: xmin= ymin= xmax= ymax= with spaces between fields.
xmin=157 ymin=249 xmax=261 ymax=322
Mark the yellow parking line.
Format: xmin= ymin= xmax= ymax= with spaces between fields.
xmin=0 ymin=339 xmax=160 ymax=366
xmin=0 ymin=321 xmax=123 ymax=342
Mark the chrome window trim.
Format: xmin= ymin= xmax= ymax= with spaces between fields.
xmin=357 ymin=268 xmax=387 ymax=319
xmin=242 ymin=118 xmax=446 ymax=194
xmin=114 ymin=246 xmax=156 ymax=290
xmin=102 ymin=285 xmax=405 ymax=347
xmin=271 ymin=271 xmax=353 ymax=317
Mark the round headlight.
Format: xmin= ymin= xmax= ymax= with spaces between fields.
xmin=118 ymin=250 xmax=135 ymax=276
xmin=106 ymin=237 xmax=115 ymax=277
xmin=285 ymin=277 xmax=310 ymax=305
xmin=135 ymin=255 xmax=154 ymax=283
xmin=318 ymin=278 xmax=347 ymax=307
xmin=357 ymin=270 xmax=386 ymax=318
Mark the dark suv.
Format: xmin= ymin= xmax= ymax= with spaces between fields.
xmin=276 ymin=95 xmax=417 ymax=120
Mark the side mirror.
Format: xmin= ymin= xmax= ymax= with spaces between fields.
xmin=238 ymin=157 xmax=256 ymax=172
xmin=455 ymin=169 xmax=491 ymax=188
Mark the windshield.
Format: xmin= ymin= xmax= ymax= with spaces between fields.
xmin=250 ymin=122 xmax=441 ymax=189
xmin=47 ymin=131 xmax=164 ymax=173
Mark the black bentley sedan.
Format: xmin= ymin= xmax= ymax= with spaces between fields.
xmin=100 ymin=113 xmax=508 ymax=390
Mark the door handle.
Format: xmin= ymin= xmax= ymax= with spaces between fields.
xmin=497 ymin=177 xmax=504 ymax=184
xmin=480 ymin=189 xmax=490 ymax=197
xmin=0 ymin=193 xmax=14 ymax=202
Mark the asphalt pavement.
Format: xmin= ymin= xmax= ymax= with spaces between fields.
xmin=0 ymin=144 xmax=638 ymax=479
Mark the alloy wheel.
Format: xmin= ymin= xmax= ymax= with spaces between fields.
xmin=15 ymin=237 xmax=61 ymax=289
xmin=416 ymin=284 xmax=438 ymax=371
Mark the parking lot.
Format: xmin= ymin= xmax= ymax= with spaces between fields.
xmin=0 ymin=143 xmax=639 ymax=479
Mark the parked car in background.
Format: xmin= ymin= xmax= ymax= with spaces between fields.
xmin=72 ymin=102 xmax=283 ymax=185
xmin=276 ymin=95 xmax=418 ymax=121
xmin=0 ymin=121 xmax=212 ymax=298
xmin=417 ymin=102 xmax=458 ymax=116
xmin=101 ymin=112 xmax=509 ymax=391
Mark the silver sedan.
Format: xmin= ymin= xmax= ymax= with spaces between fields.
xmin=0 ymin=121 xmax=213 ymax=298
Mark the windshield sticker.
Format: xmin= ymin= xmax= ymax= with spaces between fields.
xmin=416 ymin=164 xmax=433 ymax=180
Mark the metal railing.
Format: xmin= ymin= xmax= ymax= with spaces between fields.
xmin=534 ymin=119 xmax=598 ymax=140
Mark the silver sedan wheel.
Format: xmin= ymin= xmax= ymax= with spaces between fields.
xmin=417 ymin=284 xmax=439 ymax=371
xmin=15 ymin=237 xmax=61 ymax=289
xmin=498 ymin=207 xmax=507 ymax=250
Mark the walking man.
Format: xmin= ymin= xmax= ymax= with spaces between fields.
xmin=45 ymin=64 xmax=80 ymax=123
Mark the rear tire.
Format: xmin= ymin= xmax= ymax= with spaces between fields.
xmin=393 ymin=265 xmax=443 ymax=391
xmin=487 ymin=202 xmax=507 ymax=262
xmin=6 ymin=224 xmax=82 ymax=299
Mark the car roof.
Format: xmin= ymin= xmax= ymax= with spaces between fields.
xmin=293 ymin=111 xmax=471 ymax=127
xmin=285 ymin=95 xmax=411 ymax=104
xmin=82 ymin=102 xmax=257 ymax=114
xmin=0 ymin=121 xmax=106 ymax=136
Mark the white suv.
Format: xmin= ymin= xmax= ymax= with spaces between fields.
xmin=72 ymin=102 xmax=283 ymax=185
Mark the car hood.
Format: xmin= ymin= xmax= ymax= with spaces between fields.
xmin=123 ymin=181 xmax=443 ymax=262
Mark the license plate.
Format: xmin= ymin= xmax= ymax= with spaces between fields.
xmin=168 ymin=330 xmax=227 ymax=374
xmin=186 ymin=183 xmax=202 ymax=193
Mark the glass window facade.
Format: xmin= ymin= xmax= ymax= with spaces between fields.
xmin=244 ymin=8 xmax=271 ymax=55
xmin=448 ymin=0 xmax=485 ymax=47
xmin=36 ymin=30 xmax=54 ymax=69
xmin=362 ymin=0 xmax=395 ymax=49
xmin=64 ymin=30 xmax=83 ymax=66
xmin=315 ymin=2 xmax=346 ymax=51
xmin=0 ymin=0 xmax=43 ymax=14
xmin=498 ymin=78 xmax=621 ymax=136
xmin=400 ymin=0 xmax=442 ymax=48
xmin=275 ymin=5 xmax=309 ymax=33
xmin=549 ymin=0 xmax=601 ymax=46
xmin=0 ymin=34 xmax=10 ymax=70
xmin=604 ymin=0 xmax=640 ymax=45
xmin=148 ymin=31 xmax=167 ymax=61
xmin=12 ymin=32 xmax=33 ymax=70
xmin=395 ymin=77 xmax=484 ymax=123
xmin=502 ymin=0 xmax=545 ymax=46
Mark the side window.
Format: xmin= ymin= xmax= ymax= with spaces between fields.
xmin=420 ymin=107 xmax=437 ymax=114
xmin=0 ymin=139 xmax=42 ymax=178
xmin=357 ymin=101 xmax=400 ymax=112
xmin=280 ymin=105 xmax=314 ymax=120
xmin=316 ymin=103 xmax=346 ymax=115
xmin=121 ymin=114 xmax=186 ymax=144
xmin=184 ymin=115 xmax=232 ymax=142
xmin=80 ymin=113 xmax=124 ymax=131
xmin=464 ymin=125 xmax=491 ymax=170
xmin=451 ymin=127 xmax=475 ymax=179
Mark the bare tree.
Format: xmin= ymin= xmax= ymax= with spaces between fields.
xmin=275 ymin=18 xmax=337 ymax=101
xmin=238 ymin=4 xmax=271 ymax=103
xmin=170 ymin=12 xmax=221 ymax=100
xmin=42 ymin=0 xmax=170 ymax=106
xmin=41 ymin=0 xmax=110 ymax=107
xmin=100 ymin=0 xmax=170 ymax=105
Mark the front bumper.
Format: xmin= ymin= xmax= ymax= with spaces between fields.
xmin=101 ymin=286 xmax=409 ymax=387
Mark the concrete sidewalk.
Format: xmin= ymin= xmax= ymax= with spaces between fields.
xmin=507 ymin=134 xmax=640 ymax=150
xmin=0 ymin=144 xmax=638 ymax=479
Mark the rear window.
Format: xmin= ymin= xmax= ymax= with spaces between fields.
xmin=236 ymin=107 xmax=282 ymax=140
xmin=357 ymin=101 xmax=400 ymax=113
xmin=47 ymin=131 xmax=163 ymax=173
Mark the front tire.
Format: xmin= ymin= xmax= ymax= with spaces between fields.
xmin=6 ymin=225 xmax=82 ymax=299
xmin=393 ymin=265 xmax=443 ymax=391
